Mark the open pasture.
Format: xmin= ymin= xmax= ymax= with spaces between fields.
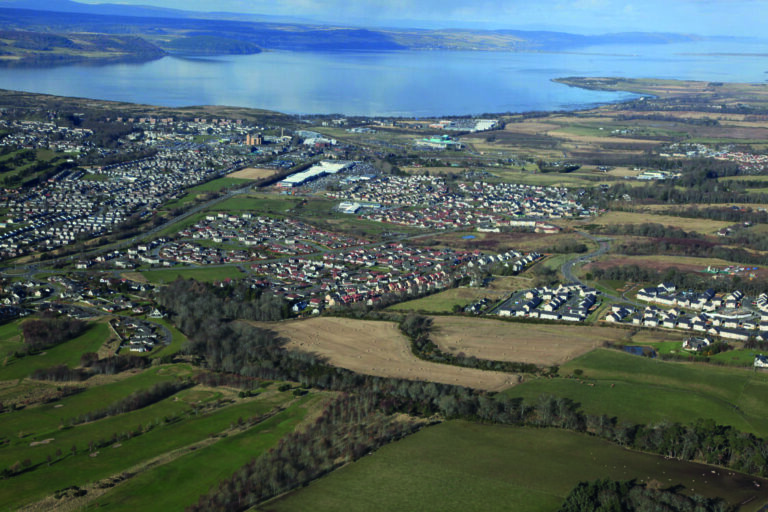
xmin=265 ymin=421 xmax=768 ymax=512
xmin=505 ymin=348 xmax=768 ymax=437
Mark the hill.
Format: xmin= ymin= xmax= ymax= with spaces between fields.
xmin=0 ymin=29 xmax=165 ymax=66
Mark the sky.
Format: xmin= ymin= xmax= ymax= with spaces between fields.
xmin=74 ymin=0 xmax=768 ymax=36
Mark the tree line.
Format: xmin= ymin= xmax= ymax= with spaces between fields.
xmin=187 ymin=393 xmax=423 ymax=512
xmin=67 ymin=380 xmax=192 ymax=426
xmin=559 ymin=479 xmax=730 ymax=512
xmin=590 ymin=264 xmax=768 ymax=296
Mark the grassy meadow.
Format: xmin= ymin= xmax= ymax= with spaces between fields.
xmin=504 ymin=348 xmax=768 ymax=437
xmin=264 ymin=421 xmax=768 ymax=512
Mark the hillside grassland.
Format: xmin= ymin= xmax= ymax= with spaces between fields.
xmin=504 ymin=349 xmax=768 ymax=437
xmin=0 ymin=321 xmax=111 ymax=381
xmin=264 ymin=421 xmax=768 ymax=512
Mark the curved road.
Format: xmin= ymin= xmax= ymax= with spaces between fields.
xmin=561 ymin=232 xmax=642 ymax=307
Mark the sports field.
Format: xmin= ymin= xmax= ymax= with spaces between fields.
xmin=256 ymin=317 xmax=518 ymax=391
xmin=264 ymin=421 xmax=768 ymax=512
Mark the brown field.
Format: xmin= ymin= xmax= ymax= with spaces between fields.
xmin=430 ymin=316 xmax=629 ymax=366
xmin=586 ymin=254 xmax=768 ymax=279
xmin=121 ymin=272 xmax=149 ymax=284
xmin=576 ymin=211 xmax=733 ymax=234
xmin=487 ymin=275 xmax=535 ymax=292
xmin=402 ymin=166 xmax=467 ymax=175
xmin=640 ymin=202 xmax=768 ymax=210
xmin=256 ymin=317 xmax=518 ymax=391
xmin=228 ymin=167 xmax=278 ymax=180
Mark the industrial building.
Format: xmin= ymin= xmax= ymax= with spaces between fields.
xmin=277 ymin=161 xmax=354 ymax=188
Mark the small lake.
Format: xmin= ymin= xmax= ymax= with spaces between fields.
xmin=0 ymin=41 xmax=766 ymax=116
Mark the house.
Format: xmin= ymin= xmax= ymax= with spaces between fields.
xmin=682 ymin=337 xmax=711 ymax=351
xmin=755 ymin=354 xmax=768 ymax=368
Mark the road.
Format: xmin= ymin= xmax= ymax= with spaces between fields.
xmin=560 ymin=232 xmax=643 ymax=307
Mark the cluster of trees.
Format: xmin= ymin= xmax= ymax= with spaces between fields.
xmin=559 ymin=479 xmax=729 ymax=512
xmin=187 ymin=394 xmax=422 ymax=511
xmin=652 ymin=205 xmax=768 ymax=224
xmin=611 ymin=237 xmax=768 ymax=267
xmin=157 ymin=279 xmax=288 ymax=336
xmin=590 ymin=264 xmax=768 ymax=296
xmin=400 ymin=314 xmax=540 ymax=375
xmin=68 ymin=380 xmax=192 ymax=425
xmin=30 ymin=353 xmax=151 ymax=382
xmin=20 ymin=316 xmax=87 ymax=354
xmin=30 ymin=365 xmax=88 ymax=382
xmin=79 ymin=352 xmax=150 ymax=375
xmin=589 ymin=222 xmax=698 ymax=240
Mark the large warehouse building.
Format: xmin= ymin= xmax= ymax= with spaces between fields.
xmin=277 ymin=161 xmax=353 ymax=188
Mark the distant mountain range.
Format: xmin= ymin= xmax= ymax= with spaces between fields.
xmin=0 ymin=0 xmax=747 ymax=64
xmin=0 ymin=0 xmax=316 ymax=24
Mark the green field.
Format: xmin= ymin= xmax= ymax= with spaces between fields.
xmin=211 ymin=194 xmax=301 ymax=213
xmin=0 ymin=322 xmax=110 ymax=381
xmin=148 ymin=317 xmax=189 ymax=358
xmin=389 ymin=288 xmax=504 ymax=313
xmin=94 ymin=395 xmax=316 ymax=511
xmin=0 ymin=365 xmax=194 ymax=444
xmin=163 ymin=177 xmax=252 ymax=210
xmin=504 ymin=349 xmax=768 ymax=437
xmin=0 ymin=319 xmax=23 ymax=357
xmin=0 ymin=379 xmax=301 ymax=510
xmin=141 ymin=266 xmax=245 ymax=284
xmin=264 ymin=421 xmax=768 ymax=512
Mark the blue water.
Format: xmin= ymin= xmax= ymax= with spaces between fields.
xmin=0 ymin=40 xmax=766 ymax=116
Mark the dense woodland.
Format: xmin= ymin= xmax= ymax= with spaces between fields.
xmin=558 ymin=479 xmax=730 ymax=512
xmin=20 ymin=316 xmax=86 ymax=354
